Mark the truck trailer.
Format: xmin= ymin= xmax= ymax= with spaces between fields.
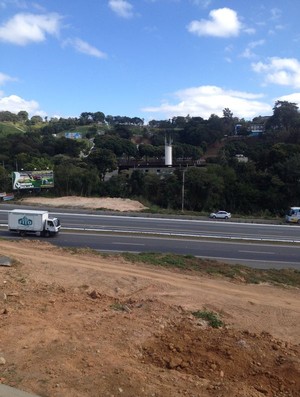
xmin=8 ymin=209 xmax=61 ymax=237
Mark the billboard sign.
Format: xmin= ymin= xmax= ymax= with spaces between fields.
xmin=12 ymin=170 xmax=54 ymax=190
xmin=65 ymin=132 xmax=82 ymax=139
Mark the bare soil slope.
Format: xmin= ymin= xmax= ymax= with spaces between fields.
xmin=0 ymin=239 xmax=299 ymax=397
xmin=0 ymin=197 xmax=299 ymax=397
xmin=20 ymin=196 xmax=148 ymax=212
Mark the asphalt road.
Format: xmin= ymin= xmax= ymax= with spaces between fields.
xmin=0 ymin=205 xmax=299 ymax=269
xmin=1 ymin=205 xmax=299 ymax=242
xmin=59 ymin=231 xmax=300 ymax=269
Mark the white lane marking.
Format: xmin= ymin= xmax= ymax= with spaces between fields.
xmin=112 ymin=242 xmax=145 ymax=246
xmin=239 ymin=250 xmax=275 ymax=255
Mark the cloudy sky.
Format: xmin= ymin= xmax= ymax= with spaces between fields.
xmin=0 ymin=0 xmax=300 ymax=121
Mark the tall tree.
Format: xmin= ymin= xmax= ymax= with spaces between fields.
xmin=267 ymin=101 xmax=299 ymax=133
xmin=222 ymin=108 xmax=235 ymax=136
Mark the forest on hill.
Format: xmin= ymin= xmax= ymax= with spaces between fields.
xmin=1 ymin=100 xmax=300 ymax=216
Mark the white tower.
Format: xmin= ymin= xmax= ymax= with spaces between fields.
xmin=165 ymin=133 xmax=173 ymax=166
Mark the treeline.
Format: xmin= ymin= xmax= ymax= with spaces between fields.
xmin=0 ymin=110 xmax=144 ymax=126
xmin=1 ymin=100 xmax=300 ymax=215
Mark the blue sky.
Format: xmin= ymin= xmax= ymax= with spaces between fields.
xmin=0 ymin=0 xmax=300 ymax=122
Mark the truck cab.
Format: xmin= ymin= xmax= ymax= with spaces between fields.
xmin=44 ymin=218 xmax=61 ymax=236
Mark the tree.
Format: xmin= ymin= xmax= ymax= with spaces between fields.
xmin=104 ymin=174 xmax=129 ymax=197
xmin=54 ymin=158 xmax=100 ymax=196
xmin=94 ymin=135 xmax=124 ymax=156
xmin=14 ymin=153 xmax=52 ymax=171
xmin=158 ymin=174 xmax=181 ymax=209
xmin=79 ymin=112 xmax=93 ymax=125
xmin=122 ymin=140 xmax=137 ymax=160
xmin=18 ymin=111 xmax=28 ymax=122
xmin=184 ymin=167 xmax=224 ymax=212
xmin=222 ymin=108 xmax=235 ymax=136
xmin=0 ymin=111 xmax=18 ymax=122
xmin=54 ymin=137 xmax=85 ymax=157
xmin=267 ymin=101 xmax=300 ymax=133
xmin=30 ymin=115 xmax=43 ymax=124
xmin=139 ymin=144 xmax=155 ymax=161
xmin=171 ymin=116 xmax=187 ymax=128
xmin=223 ymin=108 xmax=233 ymax=119
xmin=93 ymin=111 xmax=105 ymax=123
xmin=143 ymin=173 xmax=161 ymax=203
xmin=0 ymin=165 xmax=12 ymax=192
xmin=131 ymin=117 xmax=144 ymax=126
xmin=128 ymin=170 xmax=145 ymax=196
xmin=87 ymin=148 xmax=117 ymax=181
xmin=114 ymin=125 xmax=132 ymax=139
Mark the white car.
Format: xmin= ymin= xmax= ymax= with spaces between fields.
xmin=209 ymin=210 xmax=231 ymax=219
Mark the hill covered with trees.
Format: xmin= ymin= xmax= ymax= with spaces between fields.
xmin=1 ymin=100 xmax=300 ymax=216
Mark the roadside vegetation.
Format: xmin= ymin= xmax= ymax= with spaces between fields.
xmin=64 ymin=247 xmax=300 ymax=287
xmin=121 ymin=252 xmax=300 ymax=287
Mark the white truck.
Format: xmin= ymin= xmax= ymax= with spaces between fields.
xmin=8 ymin=209 xmax=61 ymax=237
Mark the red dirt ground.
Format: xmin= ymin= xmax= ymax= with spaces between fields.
xmin=0 ymin=238 xmax=299 ymax=397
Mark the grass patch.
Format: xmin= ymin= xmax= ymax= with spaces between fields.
xmin=121 ymin=252 xmax=300 ymax=287
xmin=110 ymin=302 xmax=127 ymax=312
xmin=122 ymin=252 xmax=192 ymax=269
xmin=0 ymin=122 xmax=26 ymax=135
xmin=63 ymin=246 xmax=102 ymax=256
xmin=192 ymin=310 xmax=224 ymax=328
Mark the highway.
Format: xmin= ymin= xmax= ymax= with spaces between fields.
xmin=1 ymin=205 xmax=299 ymax=242
xmin=0 ymin=204 xmax=300 ymax=269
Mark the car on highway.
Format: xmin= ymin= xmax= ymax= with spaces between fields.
xmin=209 ymin=210 xmax=231 ymax=219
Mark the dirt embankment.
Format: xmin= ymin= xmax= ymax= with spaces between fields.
xmin=0 ymin=237 xmax=299 ymax=397
xmin=19 ymin=196 xmax=148 ymax=212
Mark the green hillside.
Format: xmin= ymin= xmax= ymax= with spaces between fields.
xmin=0 ymin=122 xmax=27 ymax=136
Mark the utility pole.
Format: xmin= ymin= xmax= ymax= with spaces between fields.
xmin=181 ymin=169 xmax=185 ymax=213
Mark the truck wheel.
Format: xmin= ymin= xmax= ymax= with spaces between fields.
xmin=44 ymin=231 xmax=50 ymax=237
xmin=19 ymin=231 xmax=26 ymax=237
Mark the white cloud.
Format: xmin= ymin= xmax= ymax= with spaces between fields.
xmin=243 ymin=27 xmax=256 ymax=35
xmin=187 ymin=8 xmax=242 ymax=38
xmin=0 ymin=72 xmax=17 ymax=85
xmin=142 ymin=85 xmax=272 ymax=119
xmin=190 ymin=0 xmax=212 ymax=7
xmin=241 ymin=48 xmax=254 ymax=59
xmin=108 ymin=0 xmax=134 ymax=18
xmin=0 ymin=12 xmax=62 ymax=45
xmin=252 ymin=57 xmax=300 ymax=88
xmin=0 ymin=94 xmax=44 ymax=116
xmin=66 ymin=38 xmax=107 ymax=59
xmin=249 ymin=39 xmax=265 ymax=49
xmin=240 ymin=39 xmax=265 ymax=59
xmin=270 ymin=8 xmax=282 ymax=20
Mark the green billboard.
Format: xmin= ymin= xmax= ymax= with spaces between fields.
xmin=12 ymin=170 xmax=54 ymax=190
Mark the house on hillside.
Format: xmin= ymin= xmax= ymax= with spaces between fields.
xmin=235 ymin=154 xmax=248 ymax=163
xmin=247 ymin=124 xmax=265 ymax=137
